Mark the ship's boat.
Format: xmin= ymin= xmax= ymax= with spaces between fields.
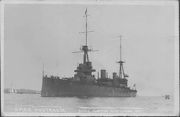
xmin=165 ymin=95 xmax=170 ymax=100
xmin=41 ymin=9 xmax=137 ymax=97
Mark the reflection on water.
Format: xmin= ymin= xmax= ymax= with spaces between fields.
xmin=3 ymin=94 xmax=174 ymax=115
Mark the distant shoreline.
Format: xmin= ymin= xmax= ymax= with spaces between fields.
xmin=4 ymin=88 xmax=40 ymax=94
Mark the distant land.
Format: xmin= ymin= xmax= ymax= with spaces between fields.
xmin=4 ymin=88 xmax=40 ymax=94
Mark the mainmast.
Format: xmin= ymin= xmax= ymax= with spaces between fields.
xmin=120 ymin=35 xmax=122 ymax=61
xmin=117 ymin=35 xmax=128 ymax=79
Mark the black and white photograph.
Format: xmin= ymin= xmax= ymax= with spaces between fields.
xmin=1 ymin=0 xmax=179 ymax=116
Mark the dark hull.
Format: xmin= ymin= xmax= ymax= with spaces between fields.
xmin=41 ymin=78 xmax=137 ymax=97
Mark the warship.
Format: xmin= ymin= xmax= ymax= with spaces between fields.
xmin=41 ymin=9 xmax=137 ymax=97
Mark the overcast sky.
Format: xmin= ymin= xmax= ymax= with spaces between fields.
xmin=4 ymin=2 xmax=177 ymax=96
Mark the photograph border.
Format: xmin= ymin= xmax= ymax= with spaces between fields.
xmin=1 ymin=0 xmax=179 ymax=116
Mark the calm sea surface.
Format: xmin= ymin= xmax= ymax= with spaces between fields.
xmin=3 ymin=94 xmax=175 ymax=116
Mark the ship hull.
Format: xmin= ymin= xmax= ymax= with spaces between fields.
xmin=41 ymin=78 xmax=137 ymax=97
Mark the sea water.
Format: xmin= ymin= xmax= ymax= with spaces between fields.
xmin=3 ymin=93 xmax=175 ymax=116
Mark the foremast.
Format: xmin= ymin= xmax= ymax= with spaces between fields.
xmin=73 ymin=9 xmax=96 ymax=79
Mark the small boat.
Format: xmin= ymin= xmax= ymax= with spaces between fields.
xmin=165 ymin=95 xmax=170 ymax=100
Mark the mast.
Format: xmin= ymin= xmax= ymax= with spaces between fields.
xmin=73 ymin=8 xmax=96 ymax=75
xmin=117 ymin=35 xmax=126 ymax=79
xmin=120 ymin=35 xmax=122 ymax=61
xmin=85 ymin=8 xmax=88 ymax=46
xmin=73 ymin=8 xmax=95 ymax=64
xmin=83 ymin=8 xmax=89 ymax=63
xmin=42 ymin=63 xmax=44 ymax=77
xmin=119 ymin=36 xmax=121 ymax=78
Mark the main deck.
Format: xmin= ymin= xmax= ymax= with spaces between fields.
xmin=41 ymin=77 xmax=137 ymax=97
